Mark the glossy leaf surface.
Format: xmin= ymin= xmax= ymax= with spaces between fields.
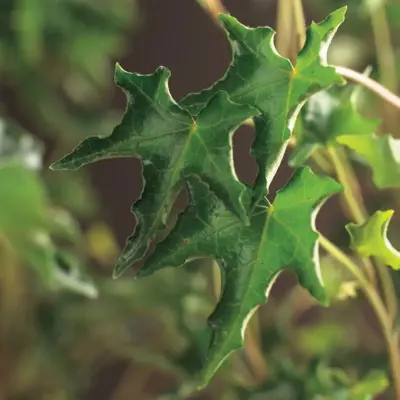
xmin=139 ymin=167 xmax=341 ymax=385
xmin=51 ymin=9 xmax=346 ymax=277
xmin=52 ymin=72 xmax=259 ymax=276
xmin=181 ymin=8 xmax=346 ymax=205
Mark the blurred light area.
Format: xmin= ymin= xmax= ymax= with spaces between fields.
xmin=328 ymin=35 xmax=367 ymax=68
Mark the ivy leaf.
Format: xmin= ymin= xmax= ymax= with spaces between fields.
xmin=50 ymin=9 xmax=345 ymax=277
xmin=51 ymin=68 xmax=259 ymax=277
xmin=138 ymin=167 xmax=341 ymax=386
xmin=290 ymin=89 xmax=400 ymax=189
xmin=289 ymin=91 xmax=380 ymax=167
xmin=346 ymin=210 xmax=400 ymax=270
xmin=350 ymin=370 xmax=389 ymax=400
xmin=337 ymin=133 xmax=400 ymax=189
xmin=181 ymin=8 xmax=346 ymax=204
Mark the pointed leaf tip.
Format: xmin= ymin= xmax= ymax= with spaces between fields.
xmin=217 ymin=13 xmax=235 ymax=26
xmin=112 ymin=267 xmax=122 ymax=280
xmin=49 ymin=158 xmax=74 ymax=171
xmin=114 ymin=62 xmax=127 ymax=85
xmin=49 ymin=161 xmax=60 ymax=171
xmin=347 ymin=210 xmax=400 ymax=270
xmin=335 ymin=5 xmax=348 ymax=18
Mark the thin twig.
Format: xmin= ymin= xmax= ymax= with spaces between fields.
xmin=276 ymin=0 xmax=294 ymax=60
xmin=319 ymin=235 xmax=400 ymax=398
xmin=292 ymin=0 xmax=306 ymax=50
xmin=335 ymin=66 xmax=400 ymax=110
xmin=367 ymin=2 xmax=398 ymax=92
xmin=327 ymin=146 xmax=377 ymax=285
xmin=367 ymin=0 xmax=399 ymax=134
xmin=197 ymin=0 xmax=228 ymax=25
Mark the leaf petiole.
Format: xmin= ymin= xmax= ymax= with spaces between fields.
xmin=335 ymin=66 xmax=400 ymax=111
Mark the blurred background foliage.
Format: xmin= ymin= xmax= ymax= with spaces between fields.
xmin=0 ymin=0 xmax=399 ymax=398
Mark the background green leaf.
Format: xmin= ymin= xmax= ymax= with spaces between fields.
xmin=346 ymin=210 xmax=400 ymax=270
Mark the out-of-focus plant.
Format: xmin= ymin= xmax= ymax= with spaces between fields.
xmin=0 ymin=119 xmax=217 ymax=399
xmin=3 ymin=0 xmax=400 ymax=399
xmin=0 ymin=0 xmax=138 ymax=146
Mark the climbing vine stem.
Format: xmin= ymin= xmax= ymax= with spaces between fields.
xmin=319 ymin=234 xmax=400 ymax=398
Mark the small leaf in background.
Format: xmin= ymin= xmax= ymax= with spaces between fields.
xmin=52 ymin=251 xmax=98 ymax=299
xmin=346 ymin=210 xmax=400 ymax=269
xmin=0 ymin=120 xmax=96 ymax=297
xmin=337 ymin=133 xmax=400 ymax=189
xmin=290 ymin=88 xmax=400 ymax=190
xmin=138 ymin=167 xmax=341 ymax=386
xmin=350 ymin=370 xmax=389 ymax=400
xmin=0 ymin=163 xmax=97 ymax=297
xmin=48 ymin=207 xmax=81 ymax=241
xmin=289 ymin=90 xmax=380 ymax=167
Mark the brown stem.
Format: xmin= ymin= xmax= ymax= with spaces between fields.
xmin=197 ymin=0 xmax=228 ymax=25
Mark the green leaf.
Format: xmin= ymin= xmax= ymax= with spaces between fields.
xmin=181 ymin=8 xmax=346 ymax=204
xmin=289 ymin=91 xmax=380 ymax=167
xmin=138 ymin=167 xmax=341 ymax=386
xmin=51 ymin=67 xmax=259 ymax=277
xmin=290 ymin=89 xmax=400 ymax=189
xmin=0 ymin=162 xmax=47 ymax=233
xmin=337 ymin=133 xmax=400 ymax=189
xmin=51 ymin=8 xmax=346 ymax=277
xmin=350 ymin=370 xmax=389 ymax=400
xmin=346 ymin=210 xmax=400 ymax=270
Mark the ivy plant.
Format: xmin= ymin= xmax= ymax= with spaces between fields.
xmin=51 ymin=3 xmax=400 ymax=397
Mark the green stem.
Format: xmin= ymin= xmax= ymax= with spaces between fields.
xmin=244 ymin=313 xmax=269 ymax=383
xmin=327 ymin=145 xmax=397 ymax=319
xmin=310 ymin=150 xmax=333 ymax=174
xmin=276 ymin=0 xmax=294 ymax=59
xmin=368 ymin=2 xmax=398 ymax=93
xmin=319 ymin=234 xmax=400 ymax=398
xmin=327 ymin=146 xmax=366 ymax=224
xmin=335 ymin=66 xmax=400 ymax=111
xmin=319 ymin=235 xmax=369 ymax=289
xmin=327 ymin=144 xmax=400 ymax=395
xmin=292 ymin=0 xmax=306 ymax=50
xmin=327 ymin=146 xmax=377 ymax=284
